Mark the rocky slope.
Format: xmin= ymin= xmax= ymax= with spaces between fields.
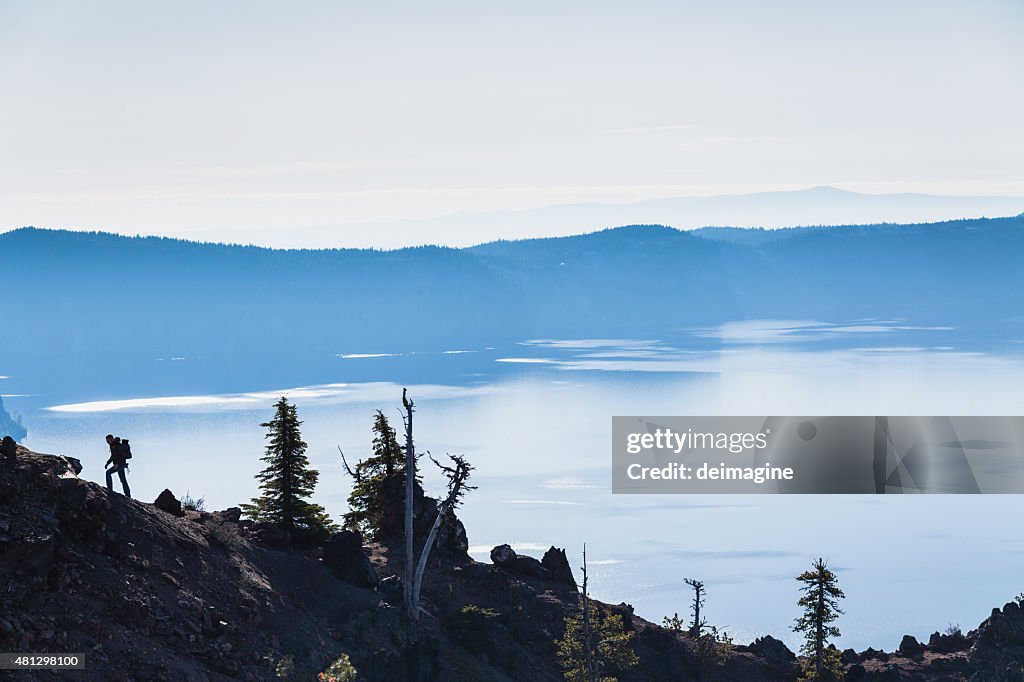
xmin=1 ymin=448 xmax=1022 ymax=681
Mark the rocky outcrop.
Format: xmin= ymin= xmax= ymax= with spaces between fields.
xmin=490 ymin=543 xmax=516 ymax=565
xmin=323 ymin=530 xmax=378 ymax=587
xmin=154 ymin=489 xmax=184 ymax=517
xmin=213 ymin=506 xmax=242 ymax=524
xmin=898 ymin=634 xmax=924 ymax=657
xmin=541 ymin=546 xmax=577 ymax=589
xmin=970 ymin=600 xmax=1024 ymax=677
xmin=489 ymin=543 xmax=550 ymax=579
xmin=52 ymin=454 xmax=83 ymax=477
xmin=373 ymin=473 xmax=470 ymax=559
xmin=0 ymin=449 xmax=391 ymax=681
xmin=748 ymin=634 xmax=797 ymax=665
xmin=926 ymin=629 xmax=969 ymax=653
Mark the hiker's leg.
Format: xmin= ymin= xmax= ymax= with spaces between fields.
xmin=118 ymin=468 xmax=131 ymax=498
xmin=105 ymin=467 xmax=115 ymax=492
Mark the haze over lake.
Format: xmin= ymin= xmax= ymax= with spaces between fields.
xmin=7 ymin=321 xmax=1024 ymax=652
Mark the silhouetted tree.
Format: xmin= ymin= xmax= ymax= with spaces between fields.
xmin=340 ymin=410 xmax=406 ymax=537
xmin=402 ymin=388 xmax=416 ymax=618
xmin=409 ymin=452 xmax=475 ymax=617
xmin=556 ymin=545 xmax=638 ymax=682
xmin=684 ymin=578 xmax=707 ymax=637
xmin=385 ymin=388 xmax=475 ymax=623
xmin=241 ymin=397 xmax=334 ymax=539
xmin=673 ymin=578 xmax=732 ymax=670
xmin=793 ymin=558 xmax=845 ymax=681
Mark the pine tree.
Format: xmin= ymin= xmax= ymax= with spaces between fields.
xmin=557 ymin=601 xmax=639 ymax=682
xmin=241 ymin=397 xmax=334 ymax=540
xmin=556 ymin=547 xmax=638 ymax=682
xmin=341 ymin=411 xmax=406 ymax=537
xmin=793 ymin=558 xmax=846 ymax=681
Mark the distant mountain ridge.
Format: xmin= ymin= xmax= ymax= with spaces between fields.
xmin=177 ymin=186 xmax=1024 ymax=249
xmin=2 ymin=216 xmax=1023 ymax=399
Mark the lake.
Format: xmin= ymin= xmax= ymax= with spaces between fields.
xmin=5 ymin=319 xmax=1024 ymax=652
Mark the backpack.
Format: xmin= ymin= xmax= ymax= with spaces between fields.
xmin=121 ymin=439 xmax=133 ymax=460
xmin=1 ymin=436 xmax=15 ymax=464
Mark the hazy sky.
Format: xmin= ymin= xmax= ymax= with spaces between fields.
xmin=1 ymin=0 xmax=1022 ymax=244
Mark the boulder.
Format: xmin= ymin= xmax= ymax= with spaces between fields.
xmin=489 ymin=543 xmax=552 ymax=578
xmin=438 ymin=515 xmax=469 ymax=556
xmin=509 ymin=555 xmax=549 ymax=579
xmin=323 ymin=530 xmax=378 ymax=588
xmin=490 ymin=544 xmax=516 ymax=566
xmin=59 ymin=456 xmax=83 ymax=477
xmin=154 ymin=489 xmax=184 ymax=517
xmin=214 ymin=507 xmax=242 ymax=524
xmin=897 ymin=634 xmax=923 ymax=657
xmin=358 ymin=472 xmax=470 ymax=560
xmin=541 ymin=546 xmax=577 ymax=588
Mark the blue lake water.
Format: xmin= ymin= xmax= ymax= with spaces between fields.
xmin=4 ymin=320 xmax=1024 ymax=652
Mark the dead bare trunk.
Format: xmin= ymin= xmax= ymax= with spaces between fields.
xmin=402 ymin=388 xmax=416 ymax=620
xmin=411 ymin=500 xmax=449 ymax=613
xmin=582 ymin=544 xmax=595 ymax=682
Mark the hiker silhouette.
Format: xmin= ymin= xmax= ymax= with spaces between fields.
xmin=104 ymin=434 xmax=131 ymax=498
xmin=0 ymin=435 xmax=16 ymax=492
xmin=0 ymin=435 xmax=15 ymax=465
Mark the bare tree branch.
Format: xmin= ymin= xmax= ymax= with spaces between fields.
xmin=410 ymin=453 xmax=475 ymax=615
xmin=338 ymin=445 xmax=361 ymax=483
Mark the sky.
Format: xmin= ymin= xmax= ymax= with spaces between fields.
xmin=1 ymin=0 xmax=1022 ymax=246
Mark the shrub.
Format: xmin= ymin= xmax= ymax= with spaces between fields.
xmin=319 ymin=653 xmax=357 ymax=681
xmin=662 ymin=612 xmax=685 ymax=632
xmin=275 ymin=655 xmax=295 ymax=680
xmin=694 ymin=625 xmax=733 ymax=667
xmin=181 ymin=491 xmax=206 ymax=512
xmin=449 ymin=605 xmax=500 ymax=655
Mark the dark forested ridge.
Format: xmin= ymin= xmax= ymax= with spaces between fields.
xmin=3 ymin=216 xmax=1023 ymax=364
